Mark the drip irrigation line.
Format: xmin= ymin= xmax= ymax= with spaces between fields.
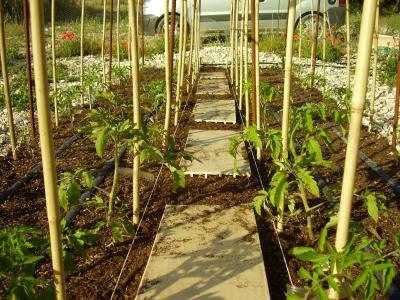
xmin=228 ymin=70 xmax=294 ymax=286
xmin=110 ymin=76 xmax=197 ymax=300
xmin=293 ymin=84 xmax=400 ymax=195
xmin=203 ymin=61 xmax=350 ymax=69
xmin=0 ymin=132 xmax=84 ymax=203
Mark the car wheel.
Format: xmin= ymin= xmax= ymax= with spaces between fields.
xmin=155 ymin=14 xmax=180 ymax=35
xmin=299 ymin=13 xmax=325 ymax=38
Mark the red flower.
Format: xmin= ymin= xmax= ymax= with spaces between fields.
xmin=293 ymin=34 xmax=299 ymax=41
xmin=122 ymin=42 xmax=129 ymax=49
xmin=61 ymin=31 xmax=75 ymax=41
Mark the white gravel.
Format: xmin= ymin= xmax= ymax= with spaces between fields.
xmin=0 ymin=45 xmax=398 ymax=157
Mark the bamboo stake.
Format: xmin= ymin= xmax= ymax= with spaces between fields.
xmin=29 ymin=1 xmax=66 ymax=297
xmin=23 ymin=0 xmax=35 ymax=137
xmin=191 ymin=0 xmax=200 ymax=86
xmin=128 ymin=23 xmax=132 ymax=76
xmin=255 ymin=0 xmax=261 ymax=160
xmin=239 ymin=0 xmax=246 ymax=110
xmin=102 ymin=0 xmax=107 ymax=84
xmin=310 ymin=0 xmax=321 ymax=87
xmin=368 ymin=1 xmax=380 ymax=132
xmin=180 ymin=0 xmax=188 ymax=97
xmin=391 ymin=43 xmax=400 ymax=155
xmin=332 ymin=2 xmax=378 ymax=297
xmin=278 ymin=0 xmax=296 ymax=232
xmin=80 ymin=0 xmax=85 ymax=105
xmin=128 ymin=0 xmax=141 ymax=225
xmin=230 ymin=1 xmax=234 ymax=81
xmin=187 ymin=0 xmax=196 ymax=92
xmin=234 ymin=0 xmax=239 ymax=92
xmin=0 ymin=3 xmax=17 ymax=160
xmin=141 ymin=0 xmax=145 ymax=65
xmin=298 ymin=0 xmax=302 ymax=60
xmin=322 ymin=0 xmax=326 ymax=94
xmin=174 ymin=0 xmax=185 ymax=126
xmin=251 ymin=0 xmax=256 ymax=125
xmin=163 ymin=0 xmax=171 ymax=145
xmin=244 ymin=0 xmax=250 ymax=127
xmin=50 ymin=0 xmax=58 ymax=126
xmin=309 ymin=0 xmax=315 ymax=70
xmin=116 ymin=0 xmax=121 ymax=67
xmin=346 ymin=0 xmax=351 ymax=89
xmin=109 ymin=0 xmax=114 ymax=87
xmin=196 ymin=0 xmax=201 ymax=75
xmin=170 ymin=0 xmax=177 ymax=87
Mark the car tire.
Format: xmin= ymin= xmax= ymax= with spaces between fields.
xmin=298 ymin=13 xmax=325 ymax=38
xmin=155 ymin=14 xmax=181 ymax=35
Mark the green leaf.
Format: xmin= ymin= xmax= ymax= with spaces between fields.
xmin=95 ymin=128 xmax=108 ymax=158
xmin=252 ymin=190 xmax=267 ymax=216
xmin=306 ymin=137 xmax=323 ymax=161
xmin=244 ymin=126 xmax=262 ymax=149
xmin=285 ymin=293 xmax=304 ymax=300
xmin=305 ymin=110 xmax=314 ymax=132
xmin=382 ymin=266 xmax=395 ymax=293
xmin=296 ymin=168 xmax=319 ymax=197
xmin=327 ymin=275 xmax=340 ymax=292
xmin=366 ymin=274 xmax=379 ymax=300
xmin=269 ymin=171 xmax=288 ymax=208
xmin=22 ymin=255 xmax=44 ymax=265
xmin=352 ymin=269 xmax=369 ymax=291
xmin=298 ymin=267 xmax=312 ymax=280
xmin=365 ymin=192 xmax=379 ymax=223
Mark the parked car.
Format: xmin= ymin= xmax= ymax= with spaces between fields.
xmin=143 ymin=0 xmax=345 ymax=35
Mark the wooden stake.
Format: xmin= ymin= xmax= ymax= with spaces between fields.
xmin=170 ymin=0 xmax=177 ymax=91
xmin=239 ymin=0 xmax=246 ymax=109
xmin=251 ymin=0 xmax=256 ymax=125
xmin=29 ymin=1 xmax=66 ymax=297
xmin=322 ymin=0 xmax=327 ymax=94
xmin=346 ymin=0 xmax=351 ymax=89
xmin=0 ymin=3 xmax=17 ymax=160
xmin=310 ymin=0 xmax=321 ymax=87
xmin=128 ymin=0 xmax=141 ymax=225
xmin=163 ymin=0 xmax=171 ymax=145
xmin=298 ymin=0 xmax=302 ymax=60
xmin=174 ymin=0 xmax=185 ymax=126
xmin=391 ymin=43 xmax=400 ymax=154
xmin=23 ymin=0 xmax=35 ymax=137
xmin=102 ymin=0 xmax=107 ymax=84
xmin=116 ymin=0 xmax=121 ymax=67
xmin=50 ymin=0 xmax=58 ymax=126
xmin=109 ymin=0 xmax=114 ymax=87
xmin=369 ymin=0 xmax=380 ymax=132
xmin=230 ymin=1 xmax=234 ymax=81
xmin=278 ymin=0 xmax=296 ymax=232
xmin=255 ymin=0 xmax=261 ymax=160
xmin=333 ymin=2 xmax=378 ymax=295
xmin=234 ymin=0 xmax=239 ymax=91
xmin=187 ymin=0 xmax=196 ymax=92
xmin=80 ymin=0 xmax=85 ymax=105
xmin=180 ymin=0 xmax=188 ymax=96
xmin=244 ymin=0 xmax=250 ymax=127
xmin=141 ymin=0 xmax=145 ymax=65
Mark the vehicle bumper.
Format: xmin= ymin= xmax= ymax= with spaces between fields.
xmin=327 ymin=6 xmax=345 ymax=28
xmin=143 ymin=14 xmax=159 ymax=35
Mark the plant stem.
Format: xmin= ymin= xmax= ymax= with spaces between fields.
xmin=107 ymin=143 xmax=120 ymax=225
xmin=299 ymin=181 xmax=314 ymax=241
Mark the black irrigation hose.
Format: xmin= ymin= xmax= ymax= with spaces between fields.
xmin=0 ymin=132 xmax=84 ymax=203
xmin=64 ymin=144 xmax=127 ymax=226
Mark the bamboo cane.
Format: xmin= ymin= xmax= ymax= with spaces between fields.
xmin=244 ymin=0 xmax=250 ymax=127
xmin=278 ymin=0 xmax=296 ymax=232
xmin=109 ymin=0 xmax=114 ymax=87
xmin=310 ymin=0 xmax=321 ymax=87
xmin=322 ymin=0 xmax=326 ymax=94
xmin=298 ymin=0 xmax=302 ymax=60
xmin=174 ymin=0 xmax=185 ymax=126
xmin=234 ymin=0 xmax=239 ymax=92
xmin=128 ymin=0 xmax=141 ymax=225
xmin=50 ymin=0 xmax=58 ymax=126
xmin=23 ymin=0 xmax=35 ymax=138
xmin=187 ymin=0 xmax=196 ymax=92
xmin=368 ymin=1 xmax=380 ymax=132
xmin=102 ymin=0 xmax=107 ymax=84
xmin=29 ymin=1 xmax=66 ymax=297
xmin=309 ymin=0 xmax=314 ymax=70
xmin=80 ymin=0 xmax=85 ymax=105
xmin=116 ymin=0 xmax=120 ymax=67
xmin=163 ymin=0 xmax=171 ymax=145
xmin=191 ymin=1 xmax=199 ymax=86
xmin=0 ymin=3 xmax=17 ymax=160
xmin=331 ymin=2 xmax=378 ymax=297
xmin=346 ymin=0 xmax=351 ymax=89
xmin=128 ymin=23 xmax=132 ymax=76
xmin=196 ymin=0 xmax=201 ymax=75
xmin=239 ymin=0 xmax=245 ymax=109
xmin=255 ymin=0 xmax=261 ymax=160
xmin=251 ymin=0 xmax=256 ymax=125
xmin=391 ymin=43 xmax=400 ymax=155
xmin=230 ymin=1 xmax=234 ymax=81
xmin=180 ymin=0 xmax=188 ymax=98
xmin=170 ymin=0 xmax=177 ymax=73
xmin=141 ymin=0 xmax=145 ymax=65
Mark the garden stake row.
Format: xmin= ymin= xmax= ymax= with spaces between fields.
xmin=369 ymin=0 xmax=380 ymax=132
xmin=23 ymin=0 xmax=36 ymax=136
xmin=0 ymin=3 xmax=17 ymax=160
xmin=331 ymin=0 xmax=378 ymax=298
xmin=29 ymin=0 xmax=66 ymax=297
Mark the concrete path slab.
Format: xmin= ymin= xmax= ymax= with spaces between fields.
xmin=197 ymin=79 xmax=230 ymax=96
xmin=199 ymin=71 xmax=227 ymax=80
xmin=136 ymin=205 xmax=270 ymax=300
xmin=180 ymin=130 xmax=251 ymax=177
xmin=193 ymin=99 xmax=236 ymax=124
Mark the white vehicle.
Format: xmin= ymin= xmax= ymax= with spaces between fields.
xmin=143 ymin=0 xmax=345 ymax=35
